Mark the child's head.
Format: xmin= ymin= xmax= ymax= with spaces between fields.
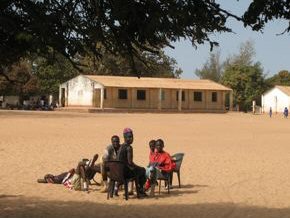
xmin=156 ymin=139 xmax=164 ymax=153
xmin=149 ymin=140 xmax=156 ymax=152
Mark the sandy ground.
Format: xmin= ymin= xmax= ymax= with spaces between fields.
xmin=1 ymin=110 xmax=290 ymax=218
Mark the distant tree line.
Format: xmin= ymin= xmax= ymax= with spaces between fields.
xmin=195 ymin=40 xmax=290 ymax=111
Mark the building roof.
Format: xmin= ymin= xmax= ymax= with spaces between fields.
xmin=84 ymin=75 xmax=232 ymax=91
xmin=276 ymin=85 xmax=290 ymax=96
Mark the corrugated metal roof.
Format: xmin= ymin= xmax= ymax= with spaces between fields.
xmin=276 ymin=85 xmax=290 ymax=96
xmin=84 ymin=75 xmax=232 ymax=91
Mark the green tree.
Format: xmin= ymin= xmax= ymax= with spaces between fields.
xmin=266 ymin=70 xmax=290 ymax=87
xmin=221 ymin=40 xmax=267 ymax=111
xmin=33 ymin=54 xmax=78 ymax=97
xmin=195 ymin=50 xmax=223 ymax=82
xmin=222 ymin=63 xmax=266 ymax=111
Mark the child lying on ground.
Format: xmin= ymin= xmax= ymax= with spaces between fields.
xmin=37 ymin=154 xmax=99 ymax=191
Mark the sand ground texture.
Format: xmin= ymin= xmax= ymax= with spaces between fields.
xmin=1 ymin=110 xmax=290 ymax=218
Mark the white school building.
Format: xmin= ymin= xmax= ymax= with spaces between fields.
xmin=261 ymin=85 xmax=290 ymax=113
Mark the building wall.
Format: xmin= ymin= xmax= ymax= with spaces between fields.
xmin=132 ymin=88 xmax=150 ymax=108
xmin=169 ymin=89 xmax=178 ymax=109
xmin=159 ymin=89 xmax=171 ymax=109
xmin=205 ymin=90 xmax=224 ymax=110
xmin=66 ymin=76 xmax=95 ymax=106
xmin=100 ymin=87 xmax=226 ymax=111
xmin=166 ymin=89 xmax=224 ymax=110
xmin=262 ymin=88 xmax=290 ymax=113
xmin=149 ymin=89 xmax=159 ymax=109
xmin=102 ymin=87 xmax=133 ymax=108
xmin=103 ymin=87 xmax=113 ymax=108
xmin=62 ymin=76 xmax=228 ymax=111
xmin=103 ymin=88 xmax=163 ymax=109
xmin=189 ymin=90 xmax=206 ymax=109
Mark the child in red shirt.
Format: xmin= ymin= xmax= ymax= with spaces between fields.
xmin=145 ymin=139 xmax=176 ymax=193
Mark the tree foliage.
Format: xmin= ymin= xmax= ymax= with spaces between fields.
xmin=33 ymin=54 xmax=79 ymax=96
xmin=266 ymin=70 xmax=290 ymax=87
xmin=197 ymin=40 xmax=267 ymax=111
xmin=221 ymin=41 xmax=267 ymax=111
xmin=194 ymin=50 xmax=223 ymax=82
xmin=0 ymin=59 xmax=38 ymax=96
xmin=222 ymin=63 xmax=266 ymax=111
xmin=80 ymin=50 xmax=182 ymax=78
xmin=0 ymin=0 xmax=239 ymax=80
xmin=2 ymin=0 xmax=290 ymax=84
xmin=226 ymin=40 xmax=256 ymax=66
xmin=243 ymin=0 xmax=290 ymax=33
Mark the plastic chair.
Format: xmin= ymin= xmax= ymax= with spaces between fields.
xmin=105 ymin=160 xmax=138 ymax=200
xmin=171 ymin=153 xmax=184 ymax=188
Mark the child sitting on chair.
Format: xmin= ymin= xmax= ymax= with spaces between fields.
xmin=145 ymin=139 xmax=176 ymax=195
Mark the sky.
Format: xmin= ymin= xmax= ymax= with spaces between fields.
xmin=164 ymin=0 xmax=290 ymax=79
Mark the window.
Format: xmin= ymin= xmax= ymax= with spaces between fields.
xmin=194 ymin=92 xmax=202 ymax=102
xmin=176 ymin=91 xmax=185 ymax=101
xmin=118 ymin=89 xmax=127 ymax=99
xmin=137 ymin=90 xmax=146 ymax=100
xmin=212 ymin=92 xmax=217 ymax=102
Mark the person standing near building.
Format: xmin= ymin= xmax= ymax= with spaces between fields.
xmin=283 ymin=107 xmax=288 ymax=118
xmin=269 ymin=107 xmax=272 ymax=118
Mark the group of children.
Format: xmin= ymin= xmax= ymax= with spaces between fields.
xmin=37 ymin=128 xmax=177 ymax=197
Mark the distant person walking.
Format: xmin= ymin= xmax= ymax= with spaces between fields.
xmin=269 ymin=107 xmax=272 ymax=118
xmin=283 ymin=107 xmax=288 ymax=118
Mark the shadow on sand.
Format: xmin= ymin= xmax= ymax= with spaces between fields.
xmin=1 ymin=195 xmax=289 ymax=218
